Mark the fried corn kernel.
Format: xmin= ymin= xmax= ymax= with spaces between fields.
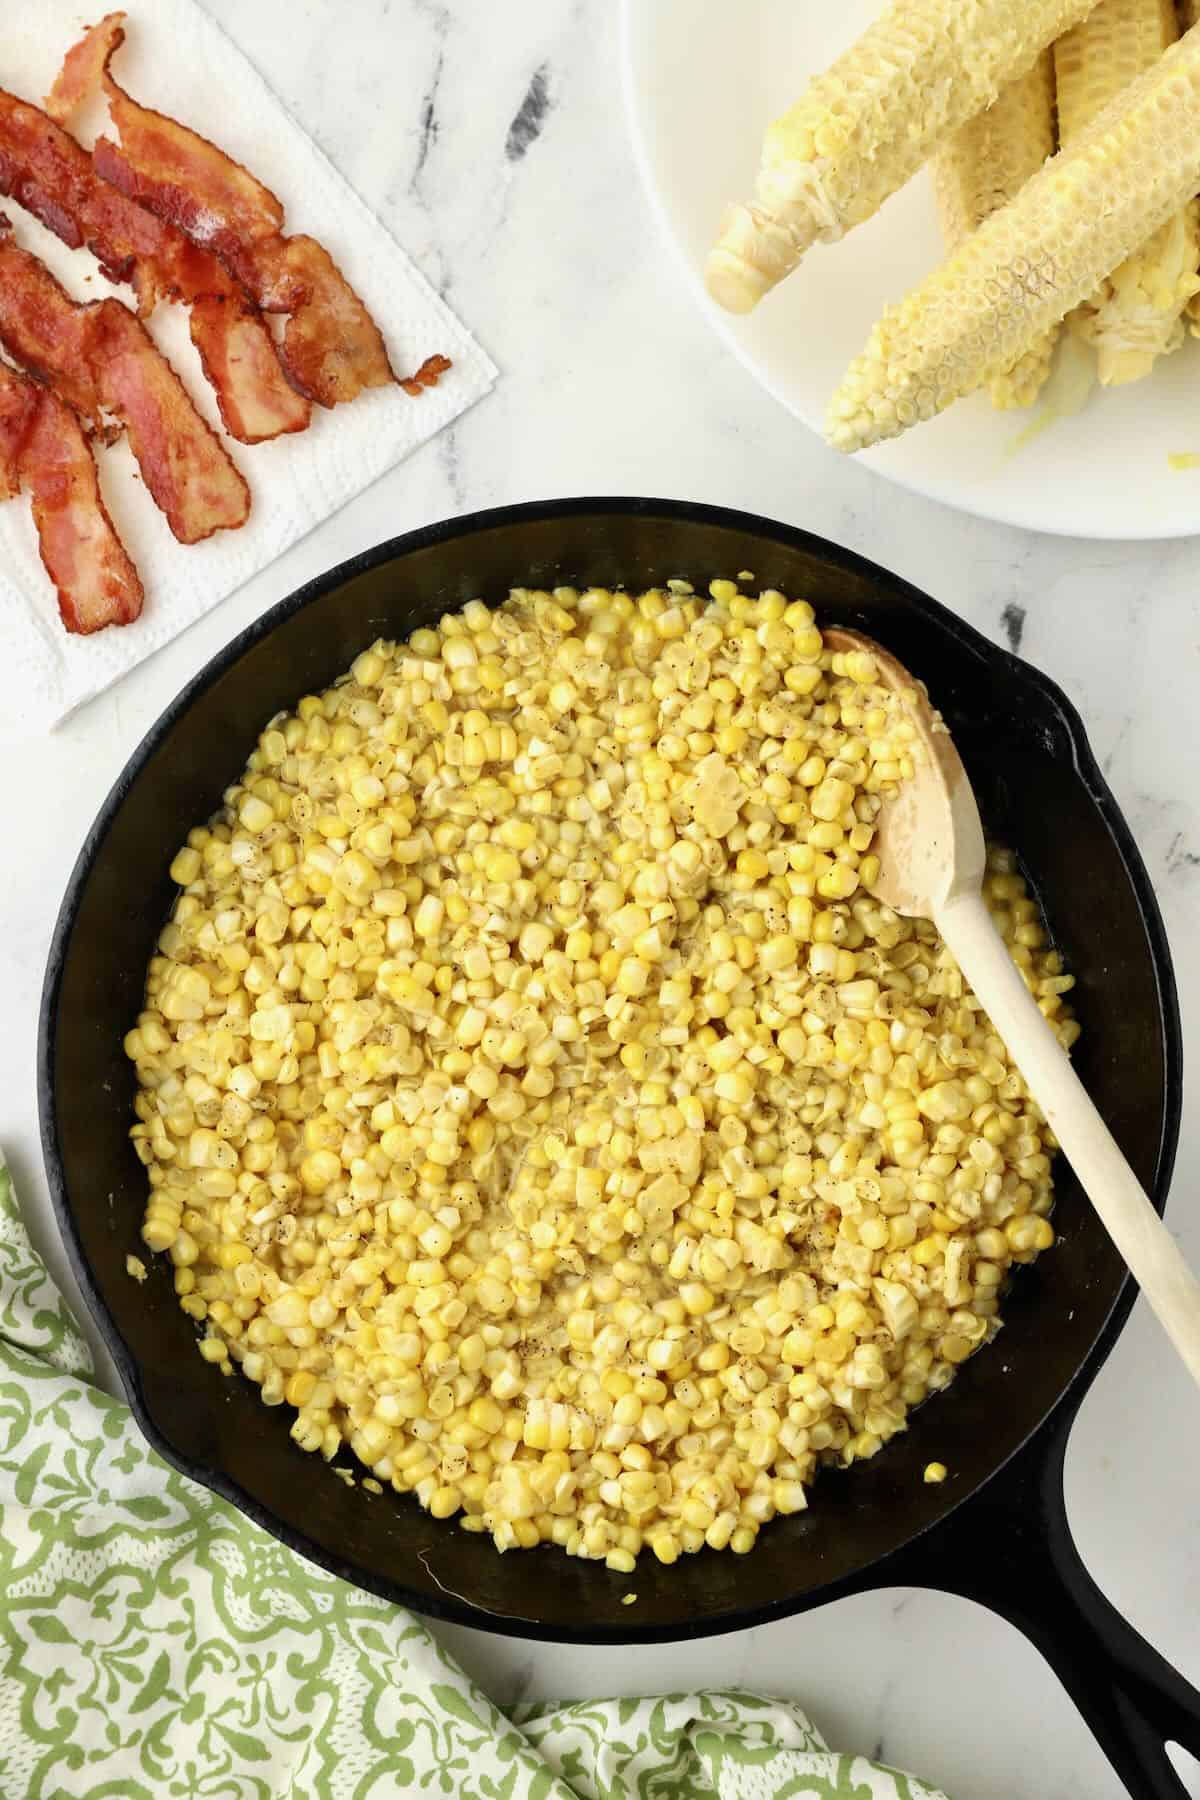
xmin=128 ymin=581 xmax=1073 ymax=1564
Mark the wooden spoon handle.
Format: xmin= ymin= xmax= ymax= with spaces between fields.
xmin=937 ymin=890 xmax=1200 ymax=1390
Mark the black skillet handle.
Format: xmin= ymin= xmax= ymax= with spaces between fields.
xmin=879 ymin=1393 xmax=1200 ymax=1797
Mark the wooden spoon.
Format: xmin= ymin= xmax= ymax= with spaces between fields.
xmin=824 ymin=627 xmax=1200 ymax=1389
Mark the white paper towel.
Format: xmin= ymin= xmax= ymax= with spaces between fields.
xmin=0 ymin=2 xmax=496 ymax=731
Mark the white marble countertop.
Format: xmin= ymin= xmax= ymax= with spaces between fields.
xmin=2 ymin=3 xmax=1199 ymax=1795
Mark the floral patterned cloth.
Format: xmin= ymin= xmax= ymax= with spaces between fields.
xmin=0 ymin=1151 xmax=951 ymax=1799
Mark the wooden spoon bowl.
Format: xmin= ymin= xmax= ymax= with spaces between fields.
xmin=825 ymin=625 xmax=1200 ymax=1390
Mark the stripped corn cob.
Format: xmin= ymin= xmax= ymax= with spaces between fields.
xmin=825 ymin=27 xmax=1200 ymax=453
xmin=932 ymin=56 xmax=1059 ymax=408
xmin=1055 ymin=0 xmax=1200 ymax=383
xmin=1177 ymin=6 xmax=1200 ymax=335
xmin=706 ymin=0 xmax=1100 ymax=315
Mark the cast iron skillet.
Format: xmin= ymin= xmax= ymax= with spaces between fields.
xmin=39 ymin=498 xmax=1200 ymax=1797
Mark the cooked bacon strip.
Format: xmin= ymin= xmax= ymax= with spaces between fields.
xmin=0 ymin=357 xmax=142 ymax=633
xmin=92 ymin=136 xmax=295 ymax=306
xmin=53 ymin=15 xmax=286 ymax=257
xmin=0 ymin=228 xmax=96 ymax=417
xmin=45 ymin=9 xmax=126 ymax=126
xmin=22 ymin=382 xmax=144 ymax=632
xmin=0 ymin=356 xmax=38 ymax=504
xmin=0 ymin=221 xmax=249 ymax=543
xmin=0 ymin=87 xmax=309 ymax=442
xmin=0 ymin=357 xmax=38 ymax=500
xmin=187 ymin=296 xmax=307 ymax=445
xmin=188 ymin=297 xmax=309 ymax=445
xmin=266 ymin=236 xmax=397 ymax=406
xmin=56 ymin=13 xmax=408 ymax=407
xmin=98 ymin=301 xmax=251 ymax=543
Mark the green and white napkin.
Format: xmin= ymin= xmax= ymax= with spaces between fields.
xmin=0 ymin=1150 xmax=951 ymax=1799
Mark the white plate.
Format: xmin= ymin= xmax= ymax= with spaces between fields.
xmin=621 ymin=0 xmax=1200 ymax=540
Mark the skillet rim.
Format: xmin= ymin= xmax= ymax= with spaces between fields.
xmin=37 ymin=494 xmax=1184 ymax=1642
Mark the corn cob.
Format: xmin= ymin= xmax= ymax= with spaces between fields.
xmin=1055 ymin=0 xmax=1200 ymax=383
xmin=932 ymin=56 xmax=1059 ymax=408
xmin=825 ymin=26 xmax=1200 ymax=454
xmin=706 ymin=0 xmax=1100 ymax=315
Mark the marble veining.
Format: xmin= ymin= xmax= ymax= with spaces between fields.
xmin=505 ymin=65 xmax=552 ymax=163
xmin=999 ymin=600 xmax=1026 ymax=654
xmin=0 ymin=3 xmax=1196 ymax=1796
xmin=413 ymin=54 xmax=443 ymax=186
